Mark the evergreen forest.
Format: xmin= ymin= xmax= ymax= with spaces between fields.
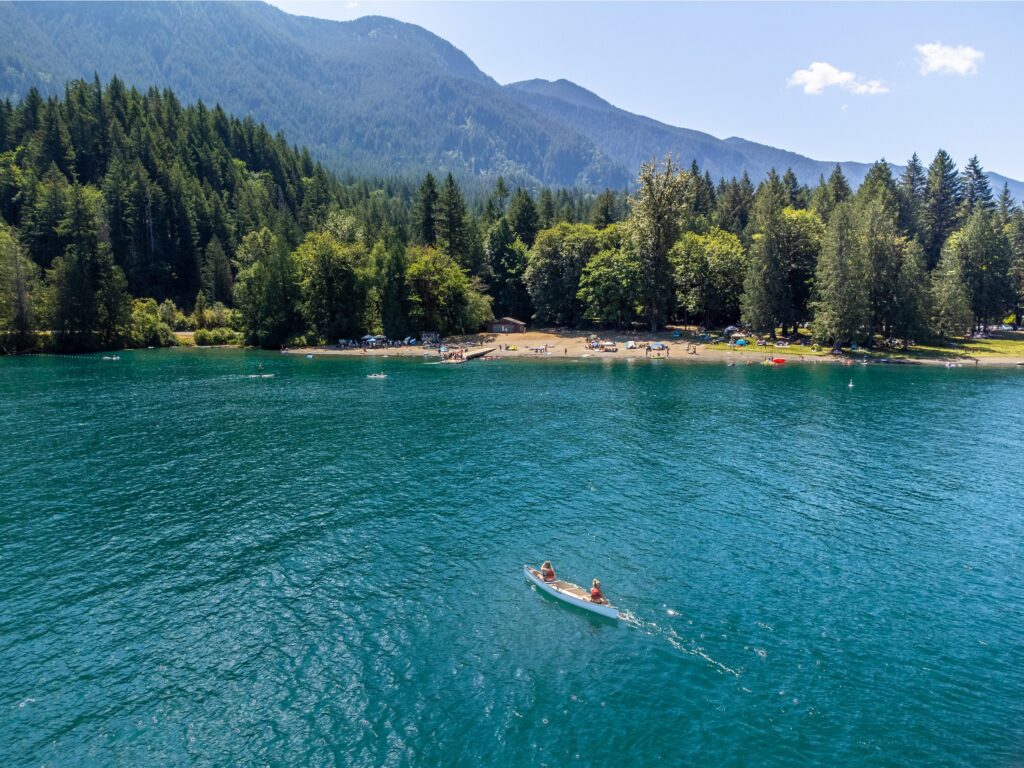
xmin=2 ymin=80 xmax=1023 ymax=353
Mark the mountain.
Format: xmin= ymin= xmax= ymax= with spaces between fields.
xmin=1 ymin=1 xmax=1021 ymax=199
xmin=0 ymin=1 xmax=626 ymax=188
xmin=507 ymin=78 xmax=1024 ymax=199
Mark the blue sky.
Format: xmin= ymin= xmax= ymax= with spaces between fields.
xmin=269 ymin=1 xmax=1024 ymax=180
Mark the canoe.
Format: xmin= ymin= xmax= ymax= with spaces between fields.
xmin=523 ymin=565 xmax=622 ymax=619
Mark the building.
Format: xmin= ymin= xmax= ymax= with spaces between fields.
xmin=487 ymin=317 xmax=526 ymax=334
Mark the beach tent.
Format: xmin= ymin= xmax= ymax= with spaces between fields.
xmin=735 ymin=338 xmax=748 ymax=346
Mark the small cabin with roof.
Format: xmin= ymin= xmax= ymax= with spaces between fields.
xmin=487 ymin=317 xmax=526 ymax=334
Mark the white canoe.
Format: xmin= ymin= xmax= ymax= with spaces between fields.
xmin=523 ymin=565 xmax=622 ymax=619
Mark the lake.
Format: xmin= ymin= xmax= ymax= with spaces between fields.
xmin=1 ymin=350 xmax=1022 ymax=766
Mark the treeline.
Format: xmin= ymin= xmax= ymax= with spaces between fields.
xmin=2 ymin=78 xmax=1023 ymax=352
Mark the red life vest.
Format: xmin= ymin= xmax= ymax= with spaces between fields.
xmin=542 ymin=567 xmax=555 ymax=582
xmin=591 ymin=587 xmax=603 ymax=601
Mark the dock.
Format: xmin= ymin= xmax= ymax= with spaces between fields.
xmin=440 ymin=347 xmax=495 ymax=364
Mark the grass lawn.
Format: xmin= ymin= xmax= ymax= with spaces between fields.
xmin=696 ymin=327 xmax=1024 ymax=362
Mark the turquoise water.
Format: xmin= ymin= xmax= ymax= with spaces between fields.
xmin=1 ymin=350 xmax=1022 ymax=767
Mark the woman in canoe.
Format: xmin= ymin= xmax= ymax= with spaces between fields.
xmin=590 ymin=579 xmax=606 ymax=604
xmin=540 ymin=561 xmax=556 ymax=582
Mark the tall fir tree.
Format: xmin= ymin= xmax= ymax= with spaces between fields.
xmin=811 ymin=202 xmax=870 ymax=347
xmin=960 ymin=155 xmax=995 ymax=216
xmin=921 ymin=149 xmax=962 ymax=268
xmin=436 ymin=172 xmax=470 ymax=269
xmin=589 ymin=189 xmax=619 ymax=229
xmin=508 ymin=188 xmax=540 ymax=247
xmin=413 ymin=173 xmax=439 ymax=247
xmin=929 ymin=245 xmax=973 ymax=341
xmin=741 ymin=171 xmax=791 ymax=336
xmin=898 ymin=153 xmax=927 ymax=239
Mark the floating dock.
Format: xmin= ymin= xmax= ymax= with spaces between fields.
xmin=440 ymin=347 xmax=495 ymax=364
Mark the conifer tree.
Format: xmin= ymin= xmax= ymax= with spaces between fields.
xmin=715 ymin=174 xmax=754 ymax=237
xmin=413 ymin=173 xmax=439 ymax=247
xmin=811 ymin=202 xmax=870 ymax=347
xmin=490 ymin=176 xmax=510 ymax=214
xmin=997 ymin=183 xmax=1016 ymax=227
xmin=589 ymin=189 xmax=619 ymax=229
xmin=508 ymin=188 xmax=540 ymax=247
xmin=377 ymin=235 xmax=411 ymax=338
xmin=740 ymin=171 xmax=791 ymax=336
xmin=436 ymin=172 xmax=469 ymax=268
xmin=485 ymin=217 xmax=531 ymax=320
xmin=811 ymin=165 xmax=852 ymax=223
xmin=921 ymin=150 xmax=962 ymax=268
xmin=779 ymin=207 xmax=824 ymax=330
xmin=929 ymin=246 xmax=973 ymax=341
xmin=943 ymin=210 xmax=1014 ymax=329
xmin=1007 ymin=210 xmax=1024 ymax=327
xmin=538 ymin=188 xmax=556 ymax=229
xmin=890 ymin=240 xmax=929 ymax=347
xmin=960 ymin=155 xmax=995 ymax=215
xmin=782 ymin=168 xmax=805 ymax=208
xmin=898 ymin=153 xmax=927 ymax=239
xmin=858 ymin=198 xmax=904 ymax=338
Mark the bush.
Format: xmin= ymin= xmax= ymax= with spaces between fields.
xmin=130 ymin=299 xmax=176 ymax=347
xmin=194 ymin=327 xmax=240 ymax=346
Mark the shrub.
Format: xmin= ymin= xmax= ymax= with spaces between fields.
xmin=194 ymin=327 xmax=240 ymax=346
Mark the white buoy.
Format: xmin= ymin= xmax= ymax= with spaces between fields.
xmin=848 ymin=379 xmax=854 ymax=388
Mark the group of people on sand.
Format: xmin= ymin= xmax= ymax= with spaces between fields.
xmin=539 ymin=561 xmax=607 ymax=604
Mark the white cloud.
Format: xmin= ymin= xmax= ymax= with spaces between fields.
xmin=788 ymin=62 xmax=889 ymax=95
xmin=915 ymin=43 xmax=984 ymax=75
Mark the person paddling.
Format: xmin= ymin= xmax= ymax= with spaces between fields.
xmin=540 ymin=561 xmax=556 ymax=582
xmin=590 ymin=579 xmax=606 ymax=604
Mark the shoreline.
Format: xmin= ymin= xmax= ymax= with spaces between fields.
xmin=280 ymin=329 xmax=1024 ymax=369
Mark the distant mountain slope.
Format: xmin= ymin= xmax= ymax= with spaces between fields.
xmin=507 ymin=79 xmax=1024 ymax=200
xmin=0 ymin=2 xmax=1020 ymax=198
xmin=0 ymin=1 xmax=626 ymax=188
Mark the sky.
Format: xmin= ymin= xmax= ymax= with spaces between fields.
xmin=268 ymin=1 xmax=1024 ymax=179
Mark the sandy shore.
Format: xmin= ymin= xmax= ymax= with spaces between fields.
xmin=285 ymin=328 xmax=1024 ymax=367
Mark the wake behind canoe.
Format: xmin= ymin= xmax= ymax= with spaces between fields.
xmin=524 ymin=565 xmax=622 ymax=619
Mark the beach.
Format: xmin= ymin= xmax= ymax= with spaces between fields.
xmin=284 ymin=328 xmax=1024 ymax=367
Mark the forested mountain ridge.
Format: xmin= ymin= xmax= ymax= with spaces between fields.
xmin=0 ymin=1 xmax=624 ymax=188
xmin=1 ymin=1 xmax=1021 ymax=199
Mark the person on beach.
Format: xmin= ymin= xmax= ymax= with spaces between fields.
xmin=540 ymin=561 xmax=556 ymax=582
xmin=590 ymin=579 xmax=606 ymax=604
